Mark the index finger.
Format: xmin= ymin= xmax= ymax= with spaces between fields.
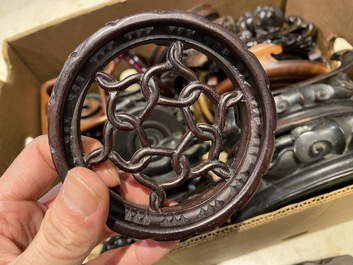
xmin=0 ymin=135 xmax=57 ymax=201
xmin=0 ymin=135 xmax=119 ymax=201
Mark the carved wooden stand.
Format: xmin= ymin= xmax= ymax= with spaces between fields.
xmin=48 ymin=10 xmax=276 ymax=241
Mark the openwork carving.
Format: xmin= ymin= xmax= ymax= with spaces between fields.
xmin=48 ymin=10 xmax=275 ymax=240
xmin=237 ymin=6 xmax=317 ymax=53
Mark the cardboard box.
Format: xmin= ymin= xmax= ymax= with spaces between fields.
xmin=0 ymin=0 xmax=352 ymax=264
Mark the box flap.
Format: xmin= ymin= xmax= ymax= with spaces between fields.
xmin=0 ymin=41 xmax=41 ymax=173
xmin=6 ymin=0 xmax=284 ymax=83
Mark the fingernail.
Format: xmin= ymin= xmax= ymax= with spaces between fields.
xmin=63 ymin=170 xmax=99 ymax=216
xmin=38 ymin=183 xmax=62 ymax=205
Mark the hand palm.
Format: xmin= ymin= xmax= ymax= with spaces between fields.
xmin=0 ymin=136 xmax=176 ymax=265
xmin=0 ymin=201 xmax=45 ymax=263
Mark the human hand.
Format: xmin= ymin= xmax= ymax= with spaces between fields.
xmin=0 ymin=135 xmax=177 ymax=265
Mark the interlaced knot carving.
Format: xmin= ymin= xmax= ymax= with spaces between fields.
xmin=49 ymin=10 xmax=276 ymax=240
xmin=85 ymin=41 xmax=243 ymax=210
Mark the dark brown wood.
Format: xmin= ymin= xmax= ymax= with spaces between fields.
xmin=215 ymin=43 xmax=329 ymax=94
xmin=48 ymin=10 xmax=276 ymax=241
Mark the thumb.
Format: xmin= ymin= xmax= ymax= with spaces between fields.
xmin=18 ymin=167 xmax=109 ymax=265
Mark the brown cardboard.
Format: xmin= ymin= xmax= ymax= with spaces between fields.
xmin=157 ymin=185 xmax=353 ymax=265
xmin=0 ymin=43 xmax=41 ymax=173
xmin=0 ymin=0 xmax=352 ymax=264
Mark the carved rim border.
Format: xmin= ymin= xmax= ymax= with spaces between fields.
xmin=48 ymin=10 xmax=276 ymax=240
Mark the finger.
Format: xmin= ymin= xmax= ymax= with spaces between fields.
xmin=116 ymin=172 xmax=178 ymax=207
xmin=87 ymin=239 xmax=178 ymax=265
xmin=38 ymin=183 xmax=62 ymax=207
xmin=0 ymin=135 xmax=57 ymax=201
xmin=17 ymin=167 xmax=110 ymax=265
xmin=117 ymin=172 xmax=150 ymax=205
xmin=0 ymin=135 xmax=120 ymax=201
xmin=62 ymin=137 xmax=120 ymax=188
